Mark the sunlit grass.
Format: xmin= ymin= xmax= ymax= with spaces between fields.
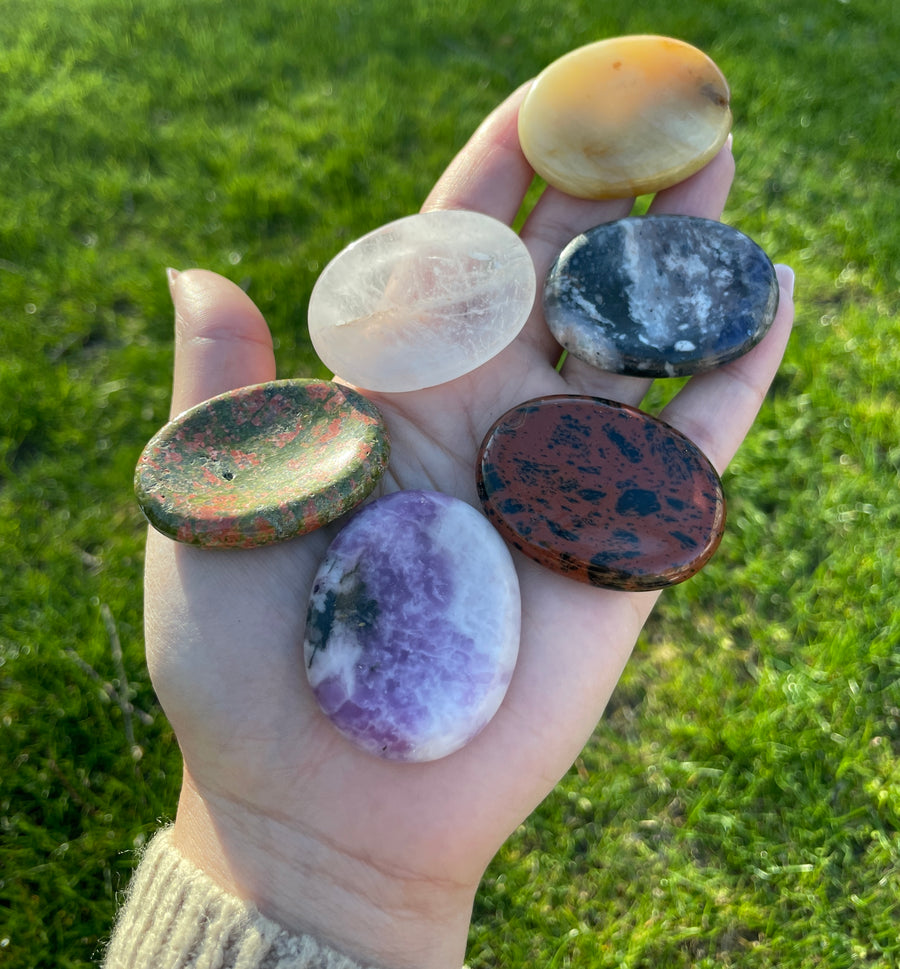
xmin=1 ymin=0 xmax=898 ymax=965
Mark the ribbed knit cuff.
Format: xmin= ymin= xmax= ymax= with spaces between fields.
xmin=102 ymin=826 xmax=379 ymax=968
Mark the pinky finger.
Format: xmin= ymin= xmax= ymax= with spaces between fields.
xmin=658 ymin=264 xmax=795 ymax=474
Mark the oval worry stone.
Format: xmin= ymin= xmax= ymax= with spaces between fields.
xmin=518 ymin=35 xmax=732 ymax=199
xmin=477 ymin=396 xmax=725 ymax=590
xmin=135 ymin=379 xmax=390 ymax=548
xmin=304 ymin=490 xmax=521 ymax=762
xmin=307 ymin=209 xmax=536 ymax=392
xmin=544 ymin=215 xmax=779 ymax=377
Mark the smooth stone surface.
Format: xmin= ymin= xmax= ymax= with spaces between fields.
xmin=544 ymin=215 xmax=779 ymax=377
xmin=135 ymin=379 xmax=390 ymax=548
xmin=307 ymin=209 xmax=536 ymax=392
xmin=304 ymin=490 xmax=521 ymax=762
xmin=518 ymin=35 xmax=732 ymax=199
xmin=477 ymin=395 xmax=725 ymax=590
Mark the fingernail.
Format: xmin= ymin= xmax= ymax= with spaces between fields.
xmin=776 ymin=263 xmax=795 ymax=299
xmin=166 ymin=267 xmax=181 ymax=297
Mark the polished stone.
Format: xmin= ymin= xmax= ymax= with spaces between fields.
xmin=308 ymin=210 xmax=536 ymax=392
xmin=518 ymin=35 xmax=732 ymax=199
xmin=544 ymin=215 xmax=779 ymax=377
xmin=477 ymin=395 xmax=725 ymax=590
xmin=304 ymin=490 xmax=521 ymax=762
xmin=135 ymin=379 xmax=390 ymax=548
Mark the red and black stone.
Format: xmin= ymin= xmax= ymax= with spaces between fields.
xmin=476 ymin=395 xmax=725 ymax=590
xmin=135 ymin=379 xmax=390 ymax=549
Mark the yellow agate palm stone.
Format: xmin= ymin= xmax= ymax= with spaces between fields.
xmin=518 ymin=35 xmax=732 ymax=199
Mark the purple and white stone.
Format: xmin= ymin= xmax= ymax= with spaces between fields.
xmin=303 ymin=490 xmax=521 ymax=762
xmin=307 ymin=210 xmax=536 ymax=392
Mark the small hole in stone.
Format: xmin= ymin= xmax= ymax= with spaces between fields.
xmin=222 ymin=471 xmax=234 ymax=481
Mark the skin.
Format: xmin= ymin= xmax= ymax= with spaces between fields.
xmin=146 ymin=81 xmax=795 ymax=968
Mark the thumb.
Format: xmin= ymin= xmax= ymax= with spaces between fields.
xmin=167 ymin=268 xmax=277 ymax=418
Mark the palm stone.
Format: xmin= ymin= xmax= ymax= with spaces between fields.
xmin=135 ymin=379 xmax=390 ymax=548
xmin=307 ymin=209 xmax=536 ymax=393
xmin=543 ymin=215 xmax=779 ymax=377
xmin=477 ymin=395 xmax=725 ymax=590
xmin=304 ymin=490 xmax=521 ymax=762
xmin=518 ymin=35 xmax=732 ymax=199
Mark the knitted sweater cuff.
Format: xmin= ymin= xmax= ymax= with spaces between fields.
xmin=102 ymin=826 xmax=379 ymax=968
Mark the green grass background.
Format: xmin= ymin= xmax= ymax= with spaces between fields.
xmin=1 ymin=0 xmax=898 ymax=965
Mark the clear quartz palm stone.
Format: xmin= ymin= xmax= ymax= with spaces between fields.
xmin=307 ymin=210 xmax=536 ymax=392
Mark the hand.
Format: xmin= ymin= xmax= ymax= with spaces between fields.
xmin=146 ymin=82 xmax=794 ymax=969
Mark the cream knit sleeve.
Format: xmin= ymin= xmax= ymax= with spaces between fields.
xmin=102 ymin=826 xmax=379 ymax=969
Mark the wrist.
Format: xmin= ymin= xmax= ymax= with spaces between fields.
xmin=106 ymin=827 xmax=378 ymax=968
xmin=172 ymin=771 xmax=473 ymax=969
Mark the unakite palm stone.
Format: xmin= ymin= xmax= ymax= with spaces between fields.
xmin=135 ymin=379 xmax=390 ymax=548
xmin=518 ymin=35 xmax=732 ymax=199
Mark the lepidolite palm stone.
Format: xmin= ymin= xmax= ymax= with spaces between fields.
xmin=135 ymin=379 xmax=390 ymax=548
xmin=304 ymin=490 xmax=521 ymax=762
xmin=307 ymin=209 xmax=536 ymax=392
xmin=477 ymin=395 xmax=725 ymax=590
xmin=543 ymin=215 xmax=779 ymax=377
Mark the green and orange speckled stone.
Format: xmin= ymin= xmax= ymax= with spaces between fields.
xmin=476 ymin=395 xmax=725 ymax=590
xmin=135 ymin=379 xmax=390 ymax=549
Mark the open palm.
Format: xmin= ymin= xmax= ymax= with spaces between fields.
xmin=145 ymin=84 xmax=794 ymax=969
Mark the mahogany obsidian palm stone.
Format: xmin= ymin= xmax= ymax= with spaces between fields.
xmin=543 ymin=215 xmax=779 ymax=377
xmin=135 ymin=379 xmax=390 ymax=548
xmin=476 ymin=395 xmax=726 ymax=590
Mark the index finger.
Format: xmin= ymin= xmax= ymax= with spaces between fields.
xmin=420 ymin=83 xmax=534 ymax=222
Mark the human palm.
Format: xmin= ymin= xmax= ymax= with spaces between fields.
xmin=145 ymin=86 xmax=793 ymax=969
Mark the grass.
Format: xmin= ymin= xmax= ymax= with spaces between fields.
xmin=1 ymin=0 xmax=898 ymax=965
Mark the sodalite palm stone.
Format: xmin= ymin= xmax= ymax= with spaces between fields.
xmin=307 ymin=209 xmax=536 ymax=392
xmin=303 ymin=490 xmax=521 ymax=762
xmin=544 ymin=215 xmax=779 ymax=377
xmin=477 ymin=395 xmax=725 ymax=590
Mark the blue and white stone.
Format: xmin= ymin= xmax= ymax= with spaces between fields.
xmin=303 ymin=490 xmax=521 ymax=762
xmin=543 ymin=215 xmax=779 ymax=377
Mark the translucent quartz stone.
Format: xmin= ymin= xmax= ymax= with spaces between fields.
xmin=518 ymin=35 xmax=732 ymax=199
xmin=304 ymin=490 xmax=521 ymax=762
xmin=307 ymin=210 xmax=536 ymax=392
